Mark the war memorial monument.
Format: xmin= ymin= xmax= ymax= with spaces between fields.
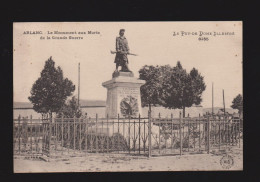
xmin=102 ymin=29 xmax=145 ymax=118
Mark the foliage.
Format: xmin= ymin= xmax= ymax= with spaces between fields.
xmin=28 ymin=57 xmax=75 ymax=117
xmin=139 ymin=65 xmax=165 ymax=112
xmin=139 ymin=62 xmax=205 ymax=117
xmin=231 ymin=94 xmax=243 ymax=114
xmin=57 ymin=96 xmax=82 ymax=118
xmin=160 ymin=61 xmax=206 ymax=117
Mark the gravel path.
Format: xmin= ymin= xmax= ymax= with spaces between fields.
xmin=14 ymin=147 xmax=242 ymax=172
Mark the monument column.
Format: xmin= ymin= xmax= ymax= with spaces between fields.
xmin=102 ymin=72 xmax=145 ymax=118
xmin=103 ymin=29 xmax=145 ymax=118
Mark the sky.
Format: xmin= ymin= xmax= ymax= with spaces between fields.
xmin=13 ymin=22 xmax=242 ymax=108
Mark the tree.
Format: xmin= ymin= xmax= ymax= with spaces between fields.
xmin=28 ymin=57 xmax=75 ymax=118
xmin=231 ymin=94 xmax=243 ymax=115
xmin=161 ymin=61 xmax=206 ymax=117
xmin=139 ymin=65 xmax=165 ymax=113
xmin=57 ymin=96 xmax=82 ymax=118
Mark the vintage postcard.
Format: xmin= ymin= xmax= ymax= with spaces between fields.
xmin=13 ymin=22 xmax=243 ymax=172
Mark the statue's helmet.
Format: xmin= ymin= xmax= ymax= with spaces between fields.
xmin=119 ymin=29 xmax=125 ymax=34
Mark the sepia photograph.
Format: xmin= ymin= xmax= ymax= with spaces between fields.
xmin=13 ymin=22 xmax=243 ymax=172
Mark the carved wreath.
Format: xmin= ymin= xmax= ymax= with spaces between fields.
xmin=120 ymin=95 xmax=139 ymax=118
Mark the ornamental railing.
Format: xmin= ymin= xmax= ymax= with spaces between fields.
xmin=13 ymin=113 xmax=242 ymax=158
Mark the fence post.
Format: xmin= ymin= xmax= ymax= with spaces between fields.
xmin=134 ymin=116 xmax=136 ymax=153
xmin=79 ymin=117 xmax=82 ymax=151
xmin=73 ymin=115 xmax=76 ymax=153
xmin=179 ymin=111 xmax=182 ymax=156
xmin=231 ymin=118 xmax=234 ymax=146
xmin=228 ymin=118 xmax=231 ymax=146
xmin=42 ymin=117 xmax=45 ymax=156
xmin=234 ymin=118 xmax=237 ymax=146
xmin=148 ymin=111 xmax=152 ymax=158
xmin=198 ymin=114 xmax=201 ymax=151
xmin=165 ymin=115 xmax=167 ymax=153
xmin=55 ymin=116 xmax=57 ymax=156
xmin=193 ymin=118 xmax=196 ymax=151
xmin=214 ymin=116 xmax=217 ymax=145
xmin=219 ymin=117 xmax=221 ymax=150
xmin=30 ymin=115 xmax=33 ymax=155
xmin=49 ymin=116 xmax=52 ymax=158
xmin=143 ymin=117 xmax=146 ymax=153
xmin=68 ymin=117 xmax=70 ymax=154
xmin=188 ymin=116 xmax=190 ymax=152
xmin=101 ymin=116 xmax=104 ymax=153
xmin=139 ymin=114 xmax=141 ymax=155
xmin=225 ymin=116 xmax=227 ymax=149
xmin=96 ymin=114 xmax=98 ymax=153
xmin=128 ymin=115 xmax=131 ymax=154
xmin=123 ymin=116 xmax=125 ymax=152
xmin=61 ymin=113 xmax=64 ymax=155
xmin=238 ymin=118 xmax=241 ymax=148
xmin=207 ymin=116 xmax=210 ymax=154
xmin=205 ymin=116 xmax=208 ymax=151
xmin=36 ymin=117 xmax=39 ymax=154
xmin=106 ymin=114 xmax=109 ymax=153
xmin=18 ymin=115 xmax=21 ymax=154
xmin=158 ymin=113 xmax=161 ymax=154
xmin=85 ymin=115 xmax=88 ymax=155
xmin=171 ymin=113 xmax=173 ymax=152
xmin=117 ymin=114 xmax=120 ymax=153
xmin=112 ymin=116 xmax=114 ymax=152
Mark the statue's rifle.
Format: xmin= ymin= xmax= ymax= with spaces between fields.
xmin=110 ymin=50 xmax=138 ymax=56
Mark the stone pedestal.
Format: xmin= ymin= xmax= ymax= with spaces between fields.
xmin=102 ymin=72 xmax=145 ymax=118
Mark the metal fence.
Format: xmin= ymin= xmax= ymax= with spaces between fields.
xmin=13 ymin=116 xmax=48 ymax=157
xmin=13 ymin=113 xmax=242 ymax=159
xmin=150 ymin=113 xmax=242 ymax=156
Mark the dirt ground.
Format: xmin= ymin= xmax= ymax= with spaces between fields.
xmin=14 ymin=146 xmax=242 ymax=172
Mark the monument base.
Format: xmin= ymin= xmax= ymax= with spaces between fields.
xmin=112 ymin=70 xmax=134 ymax=78
xmin=102 ymin=71 xmax=145 ymax=118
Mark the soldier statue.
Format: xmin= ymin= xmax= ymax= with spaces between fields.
xmin=111 ymin=29 xmax=137 ymax=75
xmin=112 ymin=29 xmax=130 ymax=72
